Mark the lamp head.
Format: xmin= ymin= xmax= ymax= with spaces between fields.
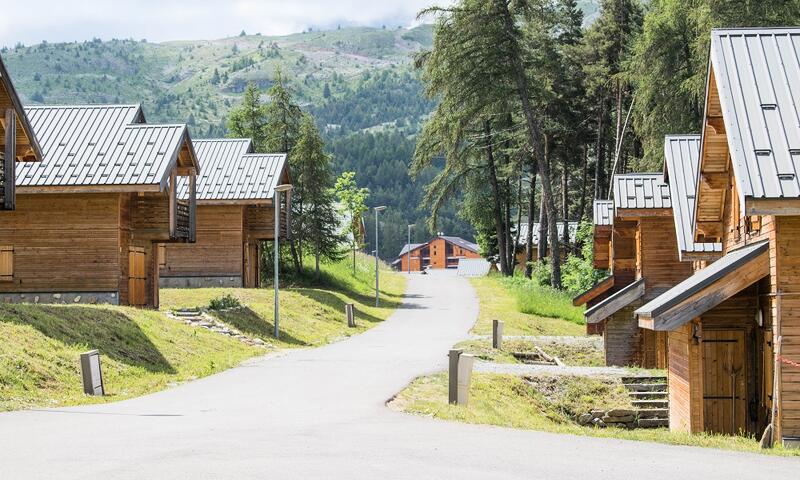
xmin=275 ymin=184 xmax=293 ymax=193
xmin=374 ymin=206 xmax=387 ymax=212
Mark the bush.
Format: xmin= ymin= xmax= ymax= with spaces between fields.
xmin=561 ymin=222 xmax=607 ymax=296
xmin=499 ymin=276 xmax=584 ymax=325
xmin=208 ymin=294 xmax=242 ymax=310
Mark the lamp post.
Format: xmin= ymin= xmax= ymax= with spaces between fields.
xmin=374 ymin=206 xmax=387 ymax=307
xmin=407 ymin=224 xmax=414 ymax=274
xmin=273 ymin=184 xmax=293 ymax=339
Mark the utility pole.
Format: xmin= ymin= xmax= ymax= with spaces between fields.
xmin=273 ymin=184 xmax=293 ymax=339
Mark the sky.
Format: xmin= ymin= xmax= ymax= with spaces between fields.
xmin=0 ymin=0 xmax=449 ymax=48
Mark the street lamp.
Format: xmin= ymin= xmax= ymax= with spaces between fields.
xmin=273 ymin=183 xmax=293 ymax=339
xmin=374 ymin=206 xmax=387 ymax=307
xmin=407 ymin=224 xmax=415 ymax=274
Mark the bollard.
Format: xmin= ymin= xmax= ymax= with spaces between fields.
xmin=457 ymin=354 xmax=475 ymax=406
xmin=492 ymin=319 xmax=504 ymax=350
xmin=345 ymin=303 xmax=356 ymax=328
xmin=449 ymin=349 xmax=475 ymax=405
xmin=80 ymin=350 xmax=105 ymax=396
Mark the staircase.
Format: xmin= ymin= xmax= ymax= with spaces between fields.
xmin=622 ymin=376 xmax=669 ymax=428
xmin=168 ymin=308 xmax=269 ymax=348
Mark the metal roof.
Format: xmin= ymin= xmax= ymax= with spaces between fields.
xmin=664 ymin=135 xmax=722 ymax=259
xmin=593 ymin=200 xmax=613 ymax=226
xmin=584 ymin=278 xmax=645 ymax=324
xmin=613 ymin=173 xmax=671 ymax=210
xmin=456 ymin=258 xmax=493 ymax=277
xmin=517 ymin=222 xmax=579 ymax=245
xmin=635 ymin=241 xmax=769 ymax=329
xmin=177 ymin=138 xmax=286 ymax=202
xmin=0 ymin=54 xmax=42 ymax=161
xmin=439 ymin=236 xmax=479 ymax=253
xmin=16 ymin=105 xmax=196 ymax=189
xmin=708 ymin=28 xmax=800 ymax=201
xmin=398 ymin=243 xmax=425 ymax=257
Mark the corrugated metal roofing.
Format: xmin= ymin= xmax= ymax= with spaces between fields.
xmin=664 ymin=135 xmax=722 ymax=258
xmin=593 ymin=200 xmax=613 ymax=226
xmin=177 ymin=138 xmax=286 ymax=202
xmin=635 ymin=241 xmax=769 ymax=329
xmin=456 ymin=258 xmax=493 ymax=277
xmin=16 ymin=105 xmax=193 ymax=189
xmin=439 ymin=236 xmax=479 ymax=253
xmin=613 ymin=173 xmax=671 ymax=210
xmin=0 ymin=54 xmax=42 ymax=161
xmin=517 ymin=222 xmax=578 ymax=245
xmin=709 ymin=28 xmax=800 ymax=201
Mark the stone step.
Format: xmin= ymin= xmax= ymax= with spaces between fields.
xmin=632 ymin=399 xmax=668 ymax=409
xmin=174 ymin=309 xmax=202 ymax=317
xmin=637 ymin=418 xmax=669 ymax=428
xmin=624 ymin=383 xmax=668 ymax=392
xmin=635 ymin=408 xmax=669 ymax=419
xmin=621 ymin=376 xmax=667 ymax=384
xmin=627 ymin=391 xmax=668 ymax=399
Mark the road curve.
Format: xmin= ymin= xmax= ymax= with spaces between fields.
xmin=0 ymin=271 xmax=797 ymax=479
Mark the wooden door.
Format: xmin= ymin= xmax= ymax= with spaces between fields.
xmin=128 ymin=247 xmax=146 ymax=307
xmin=244 ymin=242 xmax=258 ymax=288
xmin=702 ymin=329 xmax=747 ymax=435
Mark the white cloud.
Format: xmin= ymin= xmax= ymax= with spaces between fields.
xmin=0 ymin=0 xmax=450 ymax=47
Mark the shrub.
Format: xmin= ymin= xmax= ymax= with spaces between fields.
xmin=208 ymin=294 xmax=242 ymax=310
xmin=561 ymin=222 xmax=607 ymax=296
xmin=499 ymin=276 xmax=584 ymax=325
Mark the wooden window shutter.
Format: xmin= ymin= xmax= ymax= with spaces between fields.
xmin=157 ymin=244 xmax=166 ymax=268
xmin=0 ymin=245 xmax=13 ymax=281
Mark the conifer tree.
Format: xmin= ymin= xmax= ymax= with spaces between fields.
xmin=226 ymin=82 xmax=268 ymax=150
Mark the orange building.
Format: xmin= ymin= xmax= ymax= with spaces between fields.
xmin=396 ymin=236 xmax=481 ymax=271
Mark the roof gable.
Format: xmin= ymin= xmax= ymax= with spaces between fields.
xmin=709 ymin=28 xmax=800 ymax=202
xmin=17 ymin=105 xmax=195 ymax=190
xmin=438 ymin=235 xmax=479 ymax=253
xmin=0 ymin=54 xmax=42 ymax=161
xmin=593 ymin=200 xmax=613 ymax=226
xmin=663 ymin=135 xmax=721 ymax=259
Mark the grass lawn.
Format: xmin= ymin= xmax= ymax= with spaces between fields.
xmin=469 ymin=276 xmax=585 ymax=336
xmin=454 ymin=337 xmax=605 ymax=366
xmin=0 ymin=253 xmax=405 ymax=411
xmin=390 ymin=373 xmax=800 ymax=457
xmin=161 ymin=253 xmax=406 ymax=348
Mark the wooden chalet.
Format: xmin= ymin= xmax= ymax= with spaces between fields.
xmin=574 ymin=174 xmax=690 ymax=368
xmin=0 ymin=104 xmax=199 ymax=308
xmin=159 ymin=139 xmax=289 ymax=288
xmin=0 ymin=54 xmax=43 ymax=210
xmin=396 ymin=236 xmax=481 ymax=271
xmin=637 ymin=28 xmax=800 ymax=442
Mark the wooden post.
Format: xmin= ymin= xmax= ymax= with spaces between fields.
xmin=345 ymin=303 xmax=356 ymax=328
xmin=4 ymin=108 xmax=16 ymax=210
xmin=168 ymin=169 xmax=177 ymax=237
xmin=189 ymin=171 xmax=196 ymax=242
xmin=492 ymin=319 xmax=504 ymax=350
xmin=457 ymin=354 xmax=475 ymax=405
xmin=448 ymin=349 xmax=462 ymax=404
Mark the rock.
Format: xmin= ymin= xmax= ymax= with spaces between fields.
xmin=590 ymin=409 xmax=605 ymax=419
xmin=73 ymin=296 xmax=81 ymax=303
xmin=87 ymin=296 xmax=97 ymax=304
xmin=578 ymin=413 xmax=593 ymax=425
xmin=34 ymin=296 xmax=39 ymax=303
xmin=603 ymin=415 xmax=636 ymax=424
xmin=53 ymin=293 xmax=61 ymax=299
xmin=591 ymin=418 xmax=606 ymax=428
xmin=606 ymin=409 xmax=635 ymax=417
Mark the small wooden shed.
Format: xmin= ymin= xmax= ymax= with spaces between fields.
xmin=0 ymin=54 xmax=43 ymax=210
xmin=637 ymin=28 xmax=800 ymax=441
xmin=0 ymin=104 xmax=199 ymax=308
xmin=159 ymin=139 xmax=289 ymax=288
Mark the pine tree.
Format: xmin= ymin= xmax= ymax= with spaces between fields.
xmin=226 ymin=82 xmax=268 ymax=150
xmin=335 ymin=171 xmax=369 ymax=275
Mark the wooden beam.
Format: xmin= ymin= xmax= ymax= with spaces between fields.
xmin=4 ymin=108 xmax=15 ymax=210
xmin=585 ymin=279 xmax=645 ymax=324
xmin=696 ymin=221 xmax=722 ymax=240
xmin=706 ymin=116 xmax=726 ymax=135
xmin=16 ymin=184 xmax=162 ymax=194
xmin=700 ymin=172 xmax=727 ymax=191
xmin=615 ymin=208 xmax=673 ymax=218
xmin=573 ymin=276 xmax=614 ymax=306
xmin=746 ymin=198 xmax=800 ymax=216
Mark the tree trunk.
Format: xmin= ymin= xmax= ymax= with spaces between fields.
xmin=593 ymin=98 xmax=606 ymax=200
xmin=495 ymin=0 xmax=561 ymax=288
xmin=578 ymin=145 xmax=589 ymax=223
xmin=524 ymin=169 xmax=536 ymax=279
xmin=484 ymin=120 xmax=509 ymax=275
xmin=537 ymin=194 xmax=547 ymax=261
xmin=513 ymin=176 xmax=524 ymax=276
xmin=614 ymin=79 xmax=623 ymax=171
xmin=505 ymin=179 xmax=514 ymax=274
xmin=561 ymin=166 xmax=570 ymax=256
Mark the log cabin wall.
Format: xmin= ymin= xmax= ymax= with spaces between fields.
xmin=160 ymin=204 xmax=246 ymax=288
xmin=774 ymin=216 xmax=800 ymax=438
xmin=604 ymin=304 xmax=642 ymax=366
xmin=668 ymin=321 xmax=704 ymax=433
xmin=637 ymin=217 xmax=694 ymax=300
xmin=429 ymin=238 xmax=447 ymax=269
xmin=593 ymin=225 xmax=611 ymax=269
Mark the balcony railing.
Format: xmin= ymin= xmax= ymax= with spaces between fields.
xmin=176 ymin=199 xmax=192 ymax=239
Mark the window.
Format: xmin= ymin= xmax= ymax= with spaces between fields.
xmin=0 ymin=245 xmax=13 ymax=281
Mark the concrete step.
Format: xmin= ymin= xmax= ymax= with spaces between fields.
xmin=637 ymin=418 xmax=669 ymax=428
xmin=627 ymin=391 xmax=668 ymax=399
xmin=632 ymin=399 xmax=668 ymax=409
xmin=635 ymin=408 xmax=669 ymax=419
xmin=624 ymin=383 xmax=668 ymax=392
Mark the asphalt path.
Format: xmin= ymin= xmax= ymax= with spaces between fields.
xmin=1 ymin=271 xmax=797 ymax=479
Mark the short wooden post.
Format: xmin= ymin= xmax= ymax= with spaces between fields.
xmin=345 ymin=303 xmax=356 ymax=328
xmin=492 ymin=319 xmax=504 ymax=350
xmin=448 ymin=349 xmax=462 ymax=404
xmin=457 ymin=354 xmax=475 ymax=405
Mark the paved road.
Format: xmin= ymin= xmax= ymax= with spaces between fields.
xmin=1 ymin=271 xmax=797 ymax=479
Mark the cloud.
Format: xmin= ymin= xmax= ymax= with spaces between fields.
xmin=0 ymin=0 xmax=450 ymax=47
